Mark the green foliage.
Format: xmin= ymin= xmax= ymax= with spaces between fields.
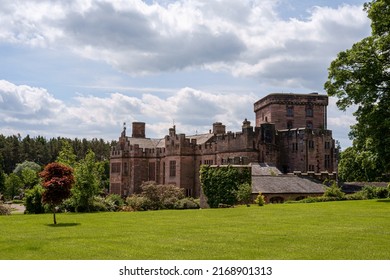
xmin=56 ymin=140 xmax=77 ymax=168
xmin=361 ymin=185 xmax=390 ymax=199
xmin=200 ymin=165 xmax=251 ymax=208
xmin=24 ymin=184 xmax=45 ymax=214
xmin=235 ymin=182 xmax=252 ymax=206
xmin=72 ymin=149 xmax=102 ymax=212
xmin=174 ymin=198 xmax=200 ymax=209
xmin=4 ymin=173 xmax=23 ymax=200
xmin=139 ymin=181 xmax=185 ymax=210
xmin=13 ymin=161 xmax=41 ymax=177
xmin=21 ymin=168 xmax=39 ymax=189
xmin=324 ymin=0 xmax=390 ymax=176
xmin=105 ymin=194 xmax=124 ymax=211
xmin=254 ymin=193 xmax=265 ymax=206
xmin=125 ymin=195 xmax=150 ymax=211
xmin=324 ymin=182 xmax=345 ymax=199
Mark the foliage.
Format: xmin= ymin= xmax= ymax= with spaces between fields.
xmin=56 ymin=140 xmax=77 ymax=168
xmin=72 ymin=149 xmax=102 ymax=212
xmin=200 ymin=165 xmax=251 ymax=208
xmin=105 ymin=194 xmax=124 ymax=211
xmin=4 ymin=173 xmax=23 ymax=200
xmin=174 ymin=198 xmax=200 ymax=209
xmin=125 ymin=195 xmax=150 ymax=211
xmin=0 ymin=133 xmax=113 ymax=174
xmin=13 ymin=161 xmax=41 ymax=177
xmin=40 ymin=162 xmax=75 ymax=224
xmin=0 ymin=203 xmax=11 ymax=215
xmin=254 ymin=193 xmax=265 ymax=206
xmin=235 ymin=182 xmax=252 ymax=206
xmin=21 ymin=168 xmax=40 ymax=189
xmin=24 ymin=184 xmax=45 ymax=214
xmin=140 ymin=181 xmax=185 ymax=210
xmin=324 ymin=0 xmax=390 ymax=178
xmin=324 ymin=182 xmax=345 ymax=199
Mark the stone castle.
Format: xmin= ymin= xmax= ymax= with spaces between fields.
xmin=109 ymin=92 xmax=337 ymax=197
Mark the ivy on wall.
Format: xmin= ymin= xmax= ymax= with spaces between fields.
xmin=200 ymin=165 xmax=251 ymax=208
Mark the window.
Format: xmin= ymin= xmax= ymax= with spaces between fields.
xmin=286 ymin=105 xmax=294 ymax=117
xmin=292 ymin=142 xmax=298 ymax=152
xmin=308 ymin=164 xmax=315 ymax=171
xmin=111 ymin=163 xmax=121 ymax=173
xmin=306 ymin=121 xmax=313 ymax=129
xmin=186 ymin=188 xmax=192 ymax=197
xmin=308 ymin=140 xmax=315 ymax=149
xmin=149 ymin=162 xmax=155 ymax=181
xmin=204 ymin=159 xmax=214 ymax=165
xmin=287 ymin=120 xmax=293 ymax=129
xmin=169 ymin=160 xmax=176 ymax=177
xmin=325 ymin=141 xmax=331 ymax=149
xmin=306 ymin=104 xmax=313 ymax=117
xmin=324 ymin=155 xmax=331 ymax=169
xmin=123 ymin=162 xmax=128 ymax=175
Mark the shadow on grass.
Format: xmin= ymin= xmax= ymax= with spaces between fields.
xmin=45 ymin=223 xmax=81 ymax=227
xmin=376 ymin=199 xmax=390 ymax=203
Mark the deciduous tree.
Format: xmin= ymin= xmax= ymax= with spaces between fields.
xmin=324 ymin=0 xmax=390 ymax=179
xmin=40 ymin=162 xmax=74 ymax=224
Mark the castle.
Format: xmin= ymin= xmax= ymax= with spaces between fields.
xmin=109 ymin=92 xmax=337 ymax=197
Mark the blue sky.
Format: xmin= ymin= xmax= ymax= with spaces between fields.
xmin=0 ymin=0 xmax=370 ymax=149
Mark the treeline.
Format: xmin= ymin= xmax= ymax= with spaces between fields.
xmin=0 ymin=134 xmax=116 ymax=174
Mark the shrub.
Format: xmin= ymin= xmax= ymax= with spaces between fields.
xmin=324 ymin=183 xmax=345 ymax=199
xmin=255 ymin=193 xmax=265 ymax=206
xmin=362 ymin=186 xmax=390 ymax=199
xmin=140 ymin=181 xmax=185 ymax=210
xmin=235 ymin=182 xmax=252 ymax=206
xmin=24 ymin=184 xmax=45 ymax=214
xmin=174 ymin=198 xmax=200 ymax=209
xmin=105 ymin=194 xmax=124 ymax=211
xmin=0 ymin=203 xmax=11 ymax=215
xmin=126 ymin=195 xmax=151 ymax=211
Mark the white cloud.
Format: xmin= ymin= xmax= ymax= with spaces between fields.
xmin=0 ymin=0 xmax=370 ymax=89
xmin=0 ymin=80 xmax=257 ymax=140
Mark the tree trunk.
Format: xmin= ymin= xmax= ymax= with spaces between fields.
xmin=53 ymin=206 xmax=57 ymax=225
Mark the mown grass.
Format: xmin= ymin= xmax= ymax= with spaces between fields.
xmin=1 ymin=199 xmax=390 ymax=260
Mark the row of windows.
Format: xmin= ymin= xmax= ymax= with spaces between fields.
xmin=286 ymin=105 xmax=313 ymax=117
xmin=291 ymin=141 xmax=332 ymax=150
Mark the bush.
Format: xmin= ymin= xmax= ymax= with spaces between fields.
xmin=24 ymin=184 xmax=45 ymax=214
xmin=174 ymin=198 xmax=200 ymax=209
xmin=105 ymin=194 xmax=124 ymax=211
xmin=140 ymin=181 xmax=184 ymax=210
xmin=0 ymin=203 xmax=11 ymax=215
xmin=255 ymin=193 xmax=265 ymax=206
xmin=362 ymin=186 xmax=390 ymax=199
xmin=324 ymin=183 xmax=345 ymax=199
xmin=235 ymin=182 xmax=252 ymax=206
xmin=126 ymin=195 xmax=151 ymax=211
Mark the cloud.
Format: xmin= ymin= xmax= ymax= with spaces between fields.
xmin=0 ymin=0 xmax=370 ymax=88
xmin=0 ymin=80 xmax=256 ymax=140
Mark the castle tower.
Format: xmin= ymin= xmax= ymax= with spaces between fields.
xmin=253 ymin=93 xmax=328 ymax=130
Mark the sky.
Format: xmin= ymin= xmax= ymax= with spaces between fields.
xmin=0 ymin=0 xmax=371 ymax=149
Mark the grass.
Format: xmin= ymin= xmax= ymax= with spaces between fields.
xmin=1 ymin=199 xmax=390 ymax=260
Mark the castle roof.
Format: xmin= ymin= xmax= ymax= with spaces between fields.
xmin=252 ymin=175 xmax=326 ymax=194
xmin=126 ymin=137 xmax=165 ymax=149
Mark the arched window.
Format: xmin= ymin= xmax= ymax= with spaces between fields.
xmin=306 ymin=104 xmax=313 ymax=117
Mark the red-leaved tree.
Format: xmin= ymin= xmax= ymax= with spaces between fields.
xmin=40 ymin=162 xmax=74 ymax=224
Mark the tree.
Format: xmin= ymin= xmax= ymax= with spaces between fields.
xmin=40 ymin=162 xmax=74 ymax=224
xmin=56 ymin=140 xmax=77 ymax=168
xmin=72 ymin=149 xmax=101 ymax=212
xmin=21 ymin=168 xmax=39 ymax=189
xmin=13 ymin=161 xmax=41 ymax=177
xmin=235 ymin=182 xmax=252 ymax=206
xmin=200 ymin=165 xmax=251 ymax=208
xmin=4 ymin=173 xmax=23 ymax=200
xmin=324 ymin=0 xmax=390 ymax=178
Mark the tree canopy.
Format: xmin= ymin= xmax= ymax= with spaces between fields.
xmin=324 ymin=0 xmax=390 ymax=180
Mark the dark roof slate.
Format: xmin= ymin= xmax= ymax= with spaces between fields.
xmin=252 ymin=175 xmax=326 ymax=194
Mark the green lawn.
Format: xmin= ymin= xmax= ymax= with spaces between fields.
xmin=1 ymin=199 xmax=390 ymax=260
